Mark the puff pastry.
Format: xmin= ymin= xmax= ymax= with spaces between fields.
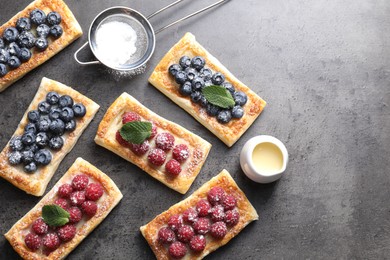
xmin=0 ymin=0 xmax=82 ymax=92
xmin=95 ymin=92 xmax=212 ymax=194
xmin=5 ymin=157 xmax=123 ymax=260
xmin=140 ymin=169 xmax=258 ymax=259
xmin=0 ymin=77 xmax=100 ymax=196
xmin=149 ymin=32 xmax=266 ymax=147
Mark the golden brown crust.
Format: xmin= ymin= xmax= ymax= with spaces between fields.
xmin=4 ymin=157 xmax=123 ymax=260
xmin=149 ymin=32 xmax=267 ymax=147
xmin=0 ymin=77 xmax=100 ymax=196
xmin=94 ymin=93 xmax=212 ymax=194
xmin=0 ymin=0 xmax=83 ymax=92
xmin=140 ymin=169 xmax=258 ymax=260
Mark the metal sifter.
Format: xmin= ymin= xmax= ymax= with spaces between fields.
xmin=74 ymin=0 xmax=230 ymax=76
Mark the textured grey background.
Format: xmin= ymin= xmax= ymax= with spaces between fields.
xmin=1 ymin=0 xmax=390 ymax=259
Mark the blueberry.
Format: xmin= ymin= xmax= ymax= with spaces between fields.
xmin=65 ymin=120 xmax=76 ymax=132
xmin=199 ymin=68 xmax=213 ymax=81
xmin=37 ymin=118 xmax=51 ymax=132
xmin=50 ymin=25 xmax=63 ymax=38
xmin=46 ymin=12 xmax=61 ymax=25
xmin=46 ymin=91 xmax=60 ymax=105
xmin=211 ymin=72 xmax=225 ymax=85
xmin=3 ymin=27 xmax=19 ymax=42
xmin=169 ymin=64 xmax=182 ymax=76
xmin=22 ymin=150 xmax=35 ymax=164
xmin=0 ymin=64 xmax=7 ymax=77
xmin=38 ymin=101 xmax=51 ymax=114
xmin=17 ymin=31 xmax=36 ymax=49
xmin=49 ymin=119 xmax=65 ymax=135
xmin=25 ymin=143 xmax=39 ymax=153
xmin=36 ymin=24 xmax=50 ymax=38
xmin=233 ymin=91 xmax=248 ymax=106
xmin=49 ymin=136 xmax=64 ymax=150
xmin=34 ymin=149 xmax=52 ymax=165
xmin=8 ymin=151 xmax=22 ymax=165
xmin=72 ymin=103 xmax=86 ymax=117
xmin=49 ymin=108 xmax=61 ymax=120
xmin=179 ymin=56 xmax=191 ymax=69
xmin=185 ymin=67 xmax=198 ymax=81
xmin=206 ymin=104 xmax=221 ymax=116
xmin=16 ymin=18 xmax=31 ymax=32
xmin=35 ymin=37 xmax=48 ymax=51
xmin=191 ymin=77 xmax=205 ymax=91
xmin=24 ymin=162 xmax=37 ymax=173
xmin=190 ymin=91 xmax=202 ymax=103
xmin=7 ymin=42 xmax=21 ymax=57
xmin=8 ymin=56 xmax=21 ymax=69
xmin=25 ymin=123 xmax=37 ymax=134
xmin=231 ymin=105 xmax=244 ymax=118
xmin=60 ymin=107 xmax=74 ymax=122
xmin=27 ymin=110 xmax=40 ymax=123
xmin=30 ymin=9 xmax=46 ymax=25
xmin=222 ymin=82 xmax=235 ymax=95
xmin=35 ymin=132 xmax=49 ymax=147
xmin=179 ymin=81 xmax=192 ymax=96
xmin=19 ymin=48 xmax=31 ymax=62
xmin=191 ymin=56 xmax=205 ymax=71
xmin=21 ymin=132 xmax=36 ymax=145
xmin=58 ymin=95 xmax=74 ymax=108
xmin=217 ymin=110 xmax=232 ymax=124
xmin=9 ymin=136 xmax=24 ymax=151
xmin=0 ymin=38 xmax=4 ymax=48
xmin=0 ymin=48 xmax=10 ymax=63
xmin=200 ymin=95 xmax=208 ymax=107
xmin=174 ymin=70 xmax=187 ymax=85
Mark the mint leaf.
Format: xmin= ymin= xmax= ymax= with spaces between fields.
xmin=202 ymin=85 xmax=235 ymax=108
xmin=42 ymin=205 xmax=70 ymax=227
xmin=120 ymin=121 xmax=152 ymax=144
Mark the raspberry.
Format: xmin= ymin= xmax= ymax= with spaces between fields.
xmin=222 ymin=195 xmax=237 ymax=210
xmin=210 ymin=205 xmax=225 ymax=222
xmin=25 ymin=233 xmax=42 ymax=251
xmin=72 ymin=174 xmax=89 ymax=190
xmin=57 ymin=224 xmax=76 ymax=242
xmin=165 ymin=159 xmax=182 ymax=176
xmin=196 ymin=199 xmax=211 ymax=217
xmin=225 ymin=209 xmax=240 ymax=226
xmin=172 ymin=144 xmax=190 ymax=162
xmin=147 ymin=148 xmax=166 ymax=166
xmin=155 ymin=132 xmax=175 ymax=151
xmin=130 ymin=140 xmax=150 ymax=155
xmin=85 ymin=183 xmax=104 ymax=201
xmin=116 ymin=131 xmax=131 ymax=147
xmin=168 ymin=241 xmax=187 ymax=259
xmin=122 ymin=111 xmax=141 ymax=124
xmin=158 ymin=227 xmax=176 ymax=244
xmin=210 ymin=221 xmax=227 ymax=239
xmin=168 ymin=214 xmax=183 ymax=232
xmin=32 ymin=218 xmax=49 ymax=235
xmin=177 ymin=225 xmax=195 ymax=243
xmin=70 ymin=191 xmax=86 ymax=206
xmin=183 ymin=208 xmax=198 ymax=223
xmin=207 ymin=186 xmax=226 ymax=206
xmin=81 ymin=201 xmax=98 ymax=217
xmin=58 ymin=184 xmax=73 ymax=198
xmin=68 ymin=207 xmax=82 ymax=223
xmin=189 ymin=235 xmax=206 ymax=252
xmin=54 ymin=198 xmax=69 ymax=210
xmin=193 ymin=217 xmax=210 ymax=235
xmin=149 ymin=122 xmax=158 ymax=139
xmin=43 ymin=233 xmax=61 ymax=250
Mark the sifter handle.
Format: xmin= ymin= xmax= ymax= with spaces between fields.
xmin=74 ymin=42 xmax=100 ymax=65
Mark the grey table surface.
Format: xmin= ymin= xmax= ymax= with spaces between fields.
xmin=1 ymin=0 xmax=389 ymax=259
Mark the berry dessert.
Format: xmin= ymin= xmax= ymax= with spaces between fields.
xmin=140 ymin=170 xmax=258 ymax=259
xmin=5 ymin=158 xmax=123 ymax=259
xmin=149 ymin=32 xmax=267 ymax=147
xmin=0 ymin=0 xmax=82 ymax=92
xmin=0 ymin=78 xmax=99 ymax=196
xmin=95 ymin=93 xmax=212 ymax=194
